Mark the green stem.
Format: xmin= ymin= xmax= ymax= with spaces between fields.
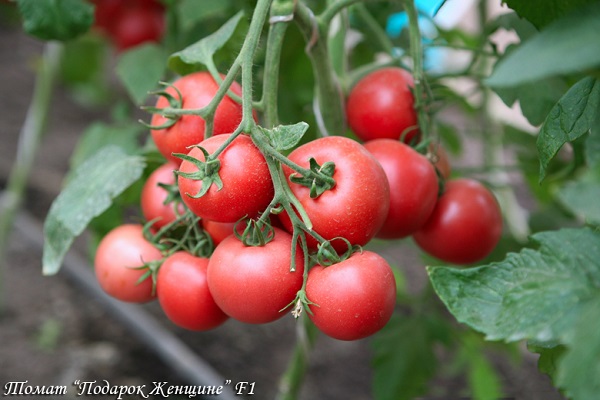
xmin=261 ymin=0 xmax=294 ymax=128
xmin=0 ymin=42 xmax=63 ymax=314
xmin=403 ymin=0 xmax=430 ymax=143
xmin=295 ymin=1 xmax=346 ymax=136
xmin=275 ymin=314 xmax=319 ymax=400
xmin=351 ymin=3 xmax=395 ymax=55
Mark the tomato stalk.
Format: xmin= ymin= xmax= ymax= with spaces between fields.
xmin=403 ymin=0 xmax=431 ymax=144
xmin=0 ymin=42 xmax=63 ymax=314
xmin=294 ymin=1 xmax=346 ymax=136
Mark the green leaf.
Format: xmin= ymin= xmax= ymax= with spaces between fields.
xmin=556 ymin=169 xmax=600 ymax=226
xmin=556 ymin=295 xmax=600 ymax=400
xmin=585 ymin=115 xmax=600 ymax=168
xmin=116 ymin=44 xmax=168 ymax=105
xmin=460 ymin=334 xmax=504 ymax=400
xmin=502 ymin=0 xmax=595 ymax=29
xmin=69 ymin=122 xmax=143 ymax=173
xmin=428 ymin=227 xmax=600 ymax=342
xmin=486 ymin=2 xmax=600 ymax=88
xmin=43 ymin=146 xmax=145 ymax=275
xmin=493 ymin=77 xmax=568 ymax=126
xmin=16 ymin=0 xmax=93 ymax=41
xmin=177 ymin=0 xmax=232 ymax=32
xmin=528 ymin=342 xmax=566 ymax=383
xmin=260 ymin=122 xmax=309 ymax=152
xmin=537 ymin=77 xmax=600 ymax=181
xmin=168 ymin=11 xmax=244 ymax=75
xmin=371 ymin=315 xmax=437 ymax=400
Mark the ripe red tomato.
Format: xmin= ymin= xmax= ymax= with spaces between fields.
xmin=364 ymin=139 xmax=439 ymax=239
xmin=141 ymin=162 xmax=185 ymax=230
xmin=94 ymin=224 xmax=162 ymax=303
xmin=202 ymin=220 xmax=237 ymax=246
xmin=157 ymin=252 xmax=229 ymax=331
xmin=150 ymin=72 xmax=245 ymax=165
xmin=346 ymin=67 xmax=419 ymax=144
xmin=306 ymin=251 xmax=396 ymax=341
xmin=178 ymin=133 xmax=274 ymax=223
xmin=207 ymin=228 xmax=304 ymax=324
xmin=413 ymin=178 xmax=503 ymax=264
xmin=280 ymin=136 xmax=390 ymax=252
xmin=111 ymin=6 xmax=164 ymax=51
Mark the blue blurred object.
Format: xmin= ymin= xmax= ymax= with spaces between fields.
xmin=386 ymin=0 xmax=445 ymax=38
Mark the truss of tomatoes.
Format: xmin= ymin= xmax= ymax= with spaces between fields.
xmin=93 ymin=69 xmax=503 ymax=341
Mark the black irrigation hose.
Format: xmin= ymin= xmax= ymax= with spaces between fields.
xmin=14 ymin=211 xmax=238 ymax=400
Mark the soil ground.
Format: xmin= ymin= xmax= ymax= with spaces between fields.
xmin=0 ymin=17 xmax=566 ymax=400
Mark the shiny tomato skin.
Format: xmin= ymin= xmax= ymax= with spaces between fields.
xmin=306 ymin=251 xmax=396 ymax=341
xmin=346 ymin=67 xmax=419 ymax=144
xmin=141 ymin=162 xmax=185 ymax=230
xmin=207 ymin=228 xmax=304 ymax=324
xmin=280 ymin=136 xmax=390 ymax=252
xmin=413 ymin=178 xmax=503 ymax=264
xmin=202 ymin=220 xmax=237 ymax=246
xmin=177 ymin=134 xmax=274 ymax=223
xmin=157 ymin=252 xmax=229 ymax=331
xmin=94 ymin=224 xmax=162 ymax=303
xmin=364 ymin=139 xmax=439 ymax=239
xmin=150 ymin=72 xmax=244 ymax=165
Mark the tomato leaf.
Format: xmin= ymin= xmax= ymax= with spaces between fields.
xmin=168 ymin=11 xmax=244 ymax=75
xmin=459 ymin=333 xmax=505 ymax=400
xmin=16 ymin=0 xmax=93 ymax=41
xmin=537 ymin=77 xmax=600 ymax=181
xmin=556 ymin=170 xmax=600 ymax=226
xmin=116 ymin=44 xmax=168 ymax=105
xmin=43 ymin=146 xmax=146 ymax=275
xmin=502 ymin=0 xmax=595 ymax=29
xmin=585 ymin=115 xmax=600 ymax=168
xmin=486 ymin=2 xmax=600 ymax=88
xmin=176 ymin=0 xmax=232 ymax=32
xmin=492 ymin=77 xmax=568 ymax=126
xmin=429 ymin=228 xmax=600 ymax=398
xmin=371 ymin=315 xmax=437 ymax=400
xmin=259 ymin=122 xmax=309 ymax=152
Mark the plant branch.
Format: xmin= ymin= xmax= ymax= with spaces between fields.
xmin=0 ymin=42 xmax=63 ymax=313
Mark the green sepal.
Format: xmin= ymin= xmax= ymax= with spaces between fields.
xmin=174 ymin=147 xmax=223 ymax=199
xmin=289 ymin=158 xmax=336 ymax=199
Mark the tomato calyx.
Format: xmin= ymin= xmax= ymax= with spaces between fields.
xmin=234 ymin=218 xmax=275 ymax=247
xmin=174 ymin=147 xmax=223 ymax=199
xmin=141 ymin=82 xmax=184 ymax=130
xmin=315 ymin=237 xmax=358 ymax=267
xmin=288 ymin=157 xmax=336 ymax=199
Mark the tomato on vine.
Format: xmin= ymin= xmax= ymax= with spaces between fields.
xmin=413 ymin=178 xmax=503 ymax=264
xmin=177 ymin=133 xmax=274 ymax=223
xmin=141 ymin=162 xmax=185 ymax=230
xmin=94 ymin=224 xmax=162 ymax=303
xmin=306 ymin=251 xmax=396 ymax=341
xmin=157 ymin=252 xmax=229 ymax=331
xmin=346 ymin=67 xmax=419 ymax=144
xmin=207 ymin=227 xmax=304 ymax=324
xmin=280 ymin=136 xmax=390 ymax=252
xmin=150 ymin=72 xmax=245 ymax=165
xmin=364 ymin=139 xmax=439 ymax=239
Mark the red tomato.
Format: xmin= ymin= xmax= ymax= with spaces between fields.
xmin=202 ymin=220 xmax=237 ymax=246
xmin=141 ymin=162 xmax=185 ymax=230
xmin=111 ymin=6 xmax=164 ymax=51
xmin=306 ymin=251 xmax=396 ymax=341
xmin=280 ymin=136 xmax=390 ymax=252
xmin=413 ymin=178 xmax=503 ymax=264
xmin=157 ymin=252 xmax=229 ymax=331
xmin=346 ymin=67 xmax=419 ymax=144
xmin=364 ymin=139 xmax=439 ymax=239
xmin=150 ymin=72 xmax=244 ymax=165
xmin=207 ymin=228 xmax=304 ymax=324
xmin=92 ymin=0 xmax=122 ymax=34
xmin=177 ymin=134 xmax=274 ymax=223
xmin=94 ymin=224 xmax=162 ymax=303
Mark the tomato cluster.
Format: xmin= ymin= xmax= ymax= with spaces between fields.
xmin=93 ymin=67 xmax=502 ymax=341
xmin=91 ymin=0 xmax=165 ymax=51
